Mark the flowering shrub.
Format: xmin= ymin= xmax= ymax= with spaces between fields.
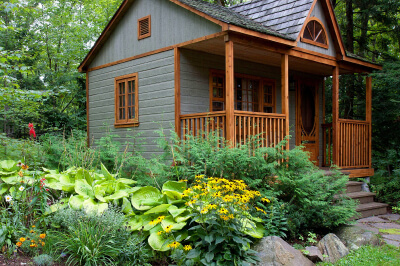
xmin=170 ymin=175 xmax=264 ymax=265
xmin=15 ymin=225 xmax=46 ymax=255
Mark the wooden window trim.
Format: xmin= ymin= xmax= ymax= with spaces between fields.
xmin=300 ymin=17 xmax=329 ymax=50
xmin=138 ymin=15 xmax=151 ymax=40
xmin=209 ymin=69 xmax=276 ymax=113
xmin=114 ymin=73 xmax=139 ymax=128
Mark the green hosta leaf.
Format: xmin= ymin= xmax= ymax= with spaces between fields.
xmin=104 ymin=190 xmax=129 ymax=202
xmin=149 ymin=224 xmax=163 ymax=235
xmin=0 ymin=160 xmax=17 ymax=171
xmin=75 ymin=179 xmax=95 ymax=199
xmin=0 ymin=174 xmax=19 ymax=184
xmin=168 ymin=206 xmax=187 ymax=218
xmin=44 ymin=198 xmax=69 ymax=215
xmin=144 ymin=204 xmax=171 ymax=215
xmin=175 ymin=211 xmax=192 ymax=223
xmin=242 ymin=221 xmax=265 ymax=239
xmin=101 ymin=163 xmax=115 ymax=181
xmin=76 ymin=168 xmax=94 ymax=185
xmin=148 ymin=232 xmax=173 ymax=251
xmin=83 ymin=198 xmax=108 ymax=214
xmin=117 ymin=178 xmax=137 ymax=185
xmin=42 ymin=168 xmax=58 ymax=174
xmin=44 ymin=179 xmax=63 ymax=190
xmin=131 ymin=186 xmax=163 ymax=210
xmin=161 ymin=216 xmax=187 ymax=231
xmin=127 ymin=216 xmax=143 ymax=231
xmin=0 ymin=184 xmax=10 ymax=195
xmin=93 ymin=185 xmax=106 ymax=202
xmin=69 ymin=195 xmax=86 ymax=210
xmin=0 ymin=170 xmax=16 ymax=176
xmin=162 ymin=181 xmax=186 ymax=200
xmin=121 ymin=197 xmax=134 ymax=215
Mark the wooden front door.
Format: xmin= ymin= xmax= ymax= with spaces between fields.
xmin=296 ymin=79 xmax=319 ymax=164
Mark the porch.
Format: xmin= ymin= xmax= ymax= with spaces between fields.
xmin=174 ymin=32 xmax=374 ymax=178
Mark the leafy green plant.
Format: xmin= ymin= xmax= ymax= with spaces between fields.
xmin=33 ymin=254 xmax=54 ymax=266
xmin=254 ymin=198 xmax=288 ymax=238
xmin=174 ymin=175 xmax=263 ymax=265
xmin=49 ymin=206 xmax=132 ymax=265
xmin=15 ymin=227 xmax=47 ymax=256
xmin=370 ymin=169 xmax=400 ymax=207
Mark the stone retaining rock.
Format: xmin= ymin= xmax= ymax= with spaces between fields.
xmin=317 ymin=233 xmax=349 ymax=263
xmin=335 ymin=225 xmax=382 ymax=250
xmin=305 ymin=246 xmax=324 ymax=263
xmin=254 ymin=236 xmax=314 ymax=266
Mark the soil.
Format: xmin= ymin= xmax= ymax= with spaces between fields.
xmin=0 ymin=253 xmax=66 ymax=266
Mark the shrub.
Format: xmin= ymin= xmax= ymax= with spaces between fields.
xmin=48 ymin=206 xmax=145 ymax=265
xmin=370 ymin=169 xmax=400 ymax=206
xmin=33 ymin=254 xmax=54 ymax=266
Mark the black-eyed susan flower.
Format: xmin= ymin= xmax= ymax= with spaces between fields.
xmin=167 ymin=241 xmax=180 ymax=249
xmin=164 ymin=225 xmax=173 ymax=233
xmin=218 ymin=208 xmax=228 ymax=214
xmin=183 ymin=245 xmax=192 ymax=251
xmin=261 ymin=197 xmax=271 ymax=203
xmin=157 ymin=230 xmax=163 ymax=236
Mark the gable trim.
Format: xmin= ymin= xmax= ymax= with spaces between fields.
xmin=296 ymin=0 xmax=319 ymax=43
xmin=300 ymin=17 xmax=329 ymax=49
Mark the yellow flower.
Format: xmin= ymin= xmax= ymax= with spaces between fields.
xmin=21 ymin=164 xmax=29 ymax=170
xmin=29 ymin=243 xmax=37 ymax=248
xmin=16 ymin=242 xmax=22 ymax=247
xmin=164 ymin=225 xmax=173 ymax=233
xmin=157 ymin=215 xmax=166 ymax=222
xmin=31 ymin=240 xmax=35 ymax=243
xmin=39 ymin=234 xmax=46 ymax=239
xmin=183 ymin=245 xmax=192 ymax=251
xmin=167 ymin=241 xmax=180 ymax=249
xmin=19 ymin=237 xmax=26 ymax=242
xmin=31 ymin=225 xmax=36 ymax=228
xmin=157 ymin=231 xmax=163 ymax=236
xmin=41 ymin=242 xmax=45 ymax=246
xmin=220 ymin=215 xmax=230 ymax=221
xmin=207 ymin=204 xmax=217 ymax=210
xmin=218 ymin=208 xmax=228 ymax=214
xmin=18 ymin=171 xmax=24 ymax=177
xmin=30 ymin=230 xmax=35 ymax=233
xmin=261 ymin=198 xmax=271 ymax=203
xmin=200 ymin=208 xmax=208 ymax=214
xmin=179 ymin=179 xmax=188 ymax=182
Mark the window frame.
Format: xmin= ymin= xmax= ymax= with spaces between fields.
xmin=114 ymin=73 xmax=139 ymax=128
xmin=209 ymin=70 xmax=276 ymax=113
xmin=138 ymin=15 xmax=151 ymax=40
xmin=300 ymin=17 xmax=329 ymax=49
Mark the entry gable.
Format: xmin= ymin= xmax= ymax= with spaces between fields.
xmin=296 ymin=0 xmax=345 ymax=58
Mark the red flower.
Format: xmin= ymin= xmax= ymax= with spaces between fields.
xmin=29 ymin=123 xmax=36 ymax=138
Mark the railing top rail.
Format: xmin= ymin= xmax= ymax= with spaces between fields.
xmin=180 ymin=111 xmax=226 ymax=119
xmin=233 ymin=110 xmax=286 ymax=118
xmin=338 ymin=118 xmax=369 ymax=124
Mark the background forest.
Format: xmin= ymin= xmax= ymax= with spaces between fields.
xmin=1 ymin=0 xmax=400 ymax=189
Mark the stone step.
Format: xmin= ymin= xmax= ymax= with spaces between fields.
xmin=346 ymin=181 xmax=363 ymax=193
xmin=356 ymin=202 xmax=389 ymax=219
xmin=346 ymin=191 xmax=376 ymax=204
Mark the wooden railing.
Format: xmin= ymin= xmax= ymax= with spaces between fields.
xmin=322 ymin=123 xmax=333 ymax=167
xmin=322 ymin=119 xmax=371 ymax=168
xmin=180 ymin=111 xmax=226 ymax=140
xmin=180 ymin=111 xmax=287 ymax=148
xmin=234 ymin=111 xmax=286 ymax=147
xmin=338 ymin=119 xmax=370 ymax=168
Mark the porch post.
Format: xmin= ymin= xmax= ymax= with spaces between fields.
xmin=281 ymin=54 xmax=289 ymax=150
xmin=332 ymin=66 xmax=340 ymax=166
xmin=174 ymin=48 xmax=181 ymax=139
xmin=225 ymin=36 xmax=235 ymax=146
xmin=366 ymin=76 xmax=372 ymax=168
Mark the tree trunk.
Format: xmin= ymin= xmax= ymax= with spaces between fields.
xmin=345 ymin=0 xmax=354 ymax=53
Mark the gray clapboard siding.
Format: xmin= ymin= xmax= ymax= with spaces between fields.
xmin=90 ymin=0 xmax=221 ymax=68
xmin=297 ymin=0 xmax=337 ymax=57
xmin=88 ymin=50 xmax=175 ymax=158
xmin=180 ymin=49 xmax=282 ymax=116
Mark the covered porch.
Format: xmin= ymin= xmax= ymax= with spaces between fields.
xmin=174 ymin=32 xmax=374 ymax=178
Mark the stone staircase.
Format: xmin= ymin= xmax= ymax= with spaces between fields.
xmin=346 ymin=181 xmax=388 ymax=218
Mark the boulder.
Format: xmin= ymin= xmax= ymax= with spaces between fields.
xmin=305 ymin=246 xmax=324 ymax=263
xmin=335 ymin=225 xmax=382 ymax=250
xmin=317 ymin=233 xmax=349 ymax=263
xmin=253 ymin=236 xmax=314 ymax=266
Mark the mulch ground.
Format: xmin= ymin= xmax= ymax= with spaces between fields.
xmin=0 ymin=253 xmax=66 ymax=266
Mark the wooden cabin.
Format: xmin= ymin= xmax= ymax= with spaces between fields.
xmin=79 ymin=0 xmax=381 ymax=178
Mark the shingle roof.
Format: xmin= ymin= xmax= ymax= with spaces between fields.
xmin=176 ymin=0 xmax=295 ymax=40
xmin=230 ymin=0 xmax=314 ymax=39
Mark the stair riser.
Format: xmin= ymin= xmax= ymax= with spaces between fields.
xmin=352 ymin=196 xmax=375 ymax=204
xmin=358 ymin=207 xmax=388 ymax=218
xmin=346 ymin=185 xmax=362 ymax=193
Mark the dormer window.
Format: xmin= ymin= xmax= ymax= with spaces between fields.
xmin=138 ymin=15 xmax=151 ymax=40
xmin=301 ymin=18 xmax=328 ymax=49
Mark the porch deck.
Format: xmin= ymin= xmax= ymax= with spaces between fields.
xmin=179 ymin=111 xmax=373 ymax=178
